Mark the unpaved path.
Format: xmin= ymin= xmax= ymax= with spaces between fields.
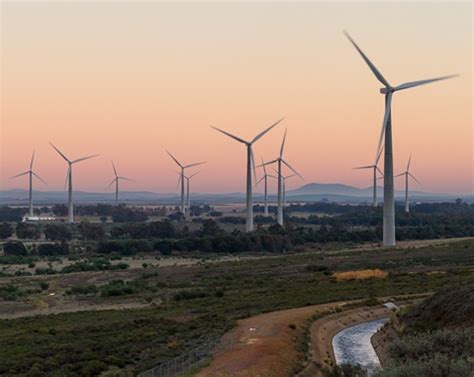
xmin=196 ymin=301 xmax=352 ymax=377
xmin=197 ymin=296 xmax=424 ymax=377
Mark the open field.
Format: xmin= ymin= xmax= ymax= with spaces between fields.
xmin=1 ymin=238 xmax=474 ymax=375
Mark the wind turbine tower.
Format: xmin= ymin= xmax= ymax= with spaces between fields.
xmin=257 ymin=157 xmax=277 ymax=216
xmin=353 ymin=147 xmax=384 ymax=207
xmin=10 ymin=151 xmax=46 ymax=217
xmin=211 ymin=118 xmax=283 ymax=232
xmin=167 ymin=151 xmax=205 ymax=216
xmin=345 ymin=31 xmax=456 ymax=246
xmin=50 ymin=143 xmax=99 ymax=223
xmin=106 ymin=161 xmax=133 ymax=204
xmin=258 ymin=129 xmax=302 ymax=225
xmin=395 ymin=154 xmax=420 ymax=213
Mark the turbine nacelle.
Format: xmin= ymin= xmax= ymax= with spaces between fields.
xmin=380 ymin=87 xmax=394 ymax=94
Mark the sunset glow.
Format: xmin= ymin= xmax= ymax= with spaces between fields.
xmin=1 ymin=2 xmax=472 ymax=195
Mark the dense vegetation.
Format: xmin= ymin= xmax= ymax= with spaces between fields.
xmin=1 ymin=240 xmax=474 ymax=375
xmin=375 ymin=284 xmax=474 ymax=377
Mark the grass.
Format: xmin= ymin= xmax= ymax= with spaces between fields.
xmin=1 ymin=240 xmax=474 ymax=376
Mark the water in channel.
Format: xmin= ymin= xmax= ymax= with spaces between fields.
xmin=332 ymin=318 xmax=388 ymax=375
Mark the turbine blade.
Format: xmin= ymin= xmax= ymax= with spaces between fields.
xmin=105 ymin=178 xmax=116 ymax=190
xmin=251 ymin=117 xmax=284 ymax=144
xmin=353 ymin=165 xmax=373 ymax=170
xmin=394 ymin=173 xmax=405 ymax=178
xmin=409 ymin=172 xmax=421 ymax=185
xmin=188 ymin=171 xmax=200 ymax=179
xmin=261 ymin=156 xmax=267 ymax=175
xmin=118 ymin=177 xmax=134 ymax=182
xmin=267 ymin=174 xmax=278 ymax=179
xmin=49 ymin=142 xmax=70 ymax=162
xmin=279 ymin=128 xmax=287 ymax=158
xmin=285 ymin=174 xmax=297 ymax=180
xmin=10 ymin=171 xmax=29 ymax=179
xmin=344 ymin=31 xmax=390 ymax=87
xmin=281 ymin=159 xmax=303 ymax=180
xmin=394 ymin=74 xmax=458 ymax=91
xmin=176 ymin=174 xmax=182 ymax=190
xmin=250 ymin=147 xmax=257 ymax=184
xmin=112 ymin=161 xmax=118 ymax=177
xmin=184 ymin=161 xmax=206 ymax=169
xmin=30 ymin=150 xmax=35 ymax=170
xmin=166 ymin=151 xmax=183 ymax=168
xmin=376 ymin=166 xmax=384 ymax=176
xmin=256 ymin=158 xmax=278 ymax=168
xmin=64 ymin=165 xmax=71 ymax=190
xmin=256 ymin=175 xmax=265 ymax=185
xmin=32 ymin=172 xmax=47 ymax=184
xmin=375 ymin=145 xmax=384 ymax=165
xmin=407 ymin=153 xmax=412 ymax=171
xmin=375 ymin=92 xmax=392 ymax=158
xmin=72 ymin=154 xmax=99 ymax=164
xmin=210 ymin=126 xmax=247 ymax=144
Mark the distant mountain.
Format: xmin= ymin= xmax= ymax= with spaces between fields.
xmin=286 ymin=182 xmax=433 ymax=198
xmin=0 ymin=184 xmax=467 ymax=206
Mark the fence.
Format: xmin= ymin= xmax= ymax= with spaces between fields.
xmin=138 ymin=337 xmax=235 ymax=377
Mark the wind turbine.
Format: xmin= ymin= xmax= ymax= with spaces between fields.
xmin=10 ymin=151 xmax=46 ymax=217
xmin=106 ymin=161 xmax=133 ymax=204
xmin=345 ymin=31 xmax=456 ymax=246
xmin=395 ymin=154 xmax=420 ymax=213
xmin=167 ymin=151 xmax=205 ymax=216
xmin=50 ymin=143 xmax=99 ymax=223
xmin=273 ymin=169 xmax=297 ymax=210
xmin=258 ymin=129 xmax=302 ymax=226
xmin=183 ymin=171 xmax=199 ymax=210
xmin=257 ymin=157 xmax=277 ymax=216
xmin=353 ymin=147 xmax=384 ymax=207
xmin=211 ymin=118 xmax=284 ymax=232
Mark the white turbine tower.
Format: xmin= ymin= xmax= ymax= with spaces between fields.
xmin=167 ymin=151 xmax=205 ymax=216
xmin=211 ymin=118 xmax=284 ymax=232
xmin=257 ymin=157 xmax=277 ymax=217
xmin=273 ymin=168 xmax=297 ymax=210
xmin=258 ymin=129 xmax=302 ymax=226
xmin=183 ymin=171 xmax=199 ymax=210
xmin=345 ymin=31 xmax=456 ymax=246
xmin=10 ymin=151 xmax=46 ymax=217
xmin=353 ymin=147 xmax=384 ymax=207
xmin=395 ymin=154 xmax=420 ymax=213
xmin=50 ymin=143 xmax=99 ymax=223
xmin=106 ymin=161 xmax=133 ymax=204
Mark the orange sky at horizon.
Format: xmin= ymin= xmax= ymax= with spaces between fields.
xmin=1 ymin=2 xmax=472 ymax=195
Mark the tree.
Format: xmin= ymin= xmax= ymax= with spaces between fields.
xmin=52 ymin=204 xmax=68 ymax=216
xmin=78 ymin=221 xmax=105 ymax=240
xmin=3 ymin=241 xmax=28 ymax=256
xmin=0 ymin=223 xmax=13 ymax=239
xmin=44 ymin=224 xmax=72 ymax=241
xmin=16 ymin=223 xmax=41 ymax=240
xmin=201 ymin=219 xmax=221 ymax=236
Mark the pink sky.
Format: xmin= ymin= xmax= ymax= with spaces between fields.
xmin=1 ymin=2 xmax=472 ymax=195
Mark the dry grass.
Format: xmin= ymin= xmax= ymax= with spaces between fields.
xmin=333 ymin=269 xmax=388 ymax=281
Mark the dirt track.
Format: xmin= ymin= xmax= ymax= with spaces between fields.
xmin=197 ymin=297 xmax=423 ymax=377
xmin=196 ymin=301 xmax=351 ymax=377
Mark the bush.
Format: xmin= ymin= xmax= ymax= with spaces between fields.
xmin=37 ymin=243 xmax=69 ymax=256
xmin=16 ymin=223 xmax=41 ymax=239
xmin=39 ymin=282 xmax=49 ymax=291
xmin=3 ymin=241 xmax=27 ymax=256
xmin=44 ymin=224 xmax=71 ymax=241
xmin=0 ymin=223 xmax=14 ymax=239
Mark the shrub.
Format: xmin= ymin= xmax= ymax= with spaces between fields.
xmin=37 ymin=243 xmax=69 ymax=256
xmin=3 ymin=241 xmax=27 ymax=256
xmin=0 ymin=222 xmax=14 ymax=239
